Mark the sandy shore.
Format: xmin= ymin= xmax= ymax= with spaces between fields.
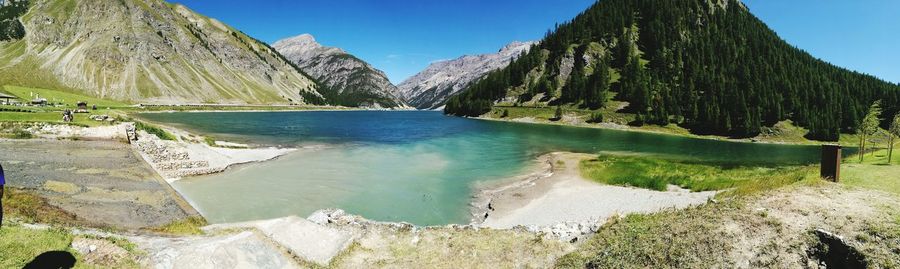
xmin=473 ymin=152 xmax=716 ymax=231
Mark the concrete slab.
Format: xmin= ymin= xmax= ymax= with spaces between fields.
xmin=202 ymin=216 xmax=355 ymax=266
xmin=254 ymin=216 xmax=354 ymax=266
xmin=133 ymin=231 xmax=298 ymax=269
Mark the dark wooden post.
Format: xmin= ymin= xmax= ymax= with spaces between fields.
xmin=820 ymin=144 xmax=842 ymax=182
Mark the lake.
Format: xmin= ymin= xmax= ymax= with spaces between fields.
xmin=140 ymin=111 xmax=828 ymax=225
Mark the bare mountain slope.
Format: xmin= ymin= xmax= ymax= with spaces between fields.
xmin=0 ymin=0 xmax=324 ymax=105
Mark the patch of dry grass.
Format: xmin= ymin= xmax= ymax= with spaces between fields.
xmin=42 ymin=181 xmax=81 ymax=194
xmin=3 ymin=187 xmax=79 ymax=226
xmin=556 ymin=183 xmax=900 ymax=268
xmin=332 ymin=227 xmax=572 ymax=268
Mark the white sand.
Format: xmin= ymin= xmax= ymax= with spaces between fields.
xmin=477 ymin=152 xmax=716 ymax=229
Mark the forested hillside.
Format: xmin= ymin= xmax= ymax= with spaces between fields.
xmin=445 ymin=0 xmax=900 ymax=140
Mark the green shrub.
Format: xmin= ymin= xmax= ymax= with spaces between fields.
xmin=587 ymin=112 xmax=604 ymax=123
xmin=134 ymin=121 xmax=176 ymax=141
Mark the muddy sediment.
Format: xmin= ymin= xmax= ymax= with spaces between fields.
xmin=0 ymin=139 xmax=196 ymax=229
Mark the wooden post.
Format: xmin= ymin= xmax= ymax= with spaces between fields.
xmin=820 ymin=145 xmax=842 ymax=182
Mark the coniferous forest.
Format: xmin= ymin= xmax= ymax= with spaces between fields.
xmin=444 ymin=0 xmax=900 ymax=141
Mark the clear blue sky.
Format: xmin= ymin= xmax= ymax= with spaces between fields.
xmin=173 ymin=0 xmax=900 ymax=84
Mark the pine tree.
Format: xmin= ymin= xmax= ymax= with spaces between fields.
xmin=586 ymin=57 xmax=610 ymax=109
xmin=553 ymin=105 xmax=563 ymax=121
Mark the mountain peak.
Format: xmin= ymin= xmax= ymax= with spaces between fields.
xmin=273 ymin=34 xmax=408 ymax=108
xmin=273 ymin=34 xmax=322 ymax=51
xmin=500 ymin=41 xmax=535 ymax=53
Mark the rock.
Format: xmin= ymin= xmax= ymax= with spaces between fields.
xmin=307 ymin=210 xmax=331 ymax=225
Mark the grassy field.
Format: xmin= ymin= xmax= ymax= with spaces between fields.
xmin=0 ymin=111 xmax=119 ymax=127
xmin=579 ymin=155 xmax=817 ymax=196
xmin=842 ymin=142 xmax=900 ymax=195
xmin=0 ymin=85 xmax=131 ymax=127
xmin=2 ymin=85 xmax=129 ymax=108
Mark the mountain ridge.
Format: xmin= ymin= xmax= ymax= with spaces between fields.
xmin=273 ymin=34 xmax=408 ymax=109
xmin=397 ymin=40 xmax=536 ymax=110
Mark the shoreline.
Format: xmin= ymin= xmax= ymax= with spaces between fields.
xmin=134 ymin=108 xmax=829 ymax=147
xmin=471 ymin=152 xmax=717 ymax=240
xmin=472 ymin=115 xmax=834 ymax=147
xmin=132 ymin=105 xmax=419 ymax=114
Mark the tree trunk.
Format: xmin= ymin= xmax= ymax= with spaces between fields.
xmin=861 ymin=135 xmax=867 ymax=162
xmin=859 ymin=135 xmax=865 ymax=162
xmin=889 ymin=136 xmax=894 ymax=164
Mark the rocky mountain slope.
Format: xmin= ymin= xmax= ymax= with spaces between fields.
xmin=273 ymin=34 xmax=407 ymax=109
xmin=397 ymin=41 xmax=535 ymax=110
xmin=0 ymin=0 xmax=325 ymax=105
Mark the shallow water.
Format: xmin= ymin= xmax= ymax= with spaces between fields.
xmin=140 ymin=111 xmax=829 ymax=225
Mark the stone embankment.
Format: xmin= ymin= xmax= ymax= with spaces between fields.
xmin=133 ymin=133 xmax=219 ymax=179
xmin=131 ymin=129 xmax=295 ymax=181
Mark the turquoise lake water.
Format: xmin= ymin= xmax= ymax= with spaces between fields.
xmin=140 ymin=111 xmax=830 ymax=225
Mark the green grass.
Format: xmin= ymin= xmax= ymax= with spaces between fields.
xmin=0 ymin=225 xmax=141 ymax=268
xmin=0 ymin=85 xmax=132 ymax=127
xmin=1 ymin=188 xmax=140 ymax=268
xmin=149 ymin=216 xmax=208 ymax=236
xmin=579 ymin=155 xmax=816 ymax=196
xmin=2 ymin=85 xmax=129 ymax=108
xmin=486 ymin=104 xmax=863 ymax=146
xmin=842 ymin=142 xmax=900 ymax=195
xmin=0 ymin=111 xmax=113 ymax=127
xmin=0 ymin=226 xmax=77 ymax=268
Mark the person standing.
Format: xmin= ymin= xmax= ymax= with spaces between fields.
xmin=0 ymin=163 xmax=5 ymax=227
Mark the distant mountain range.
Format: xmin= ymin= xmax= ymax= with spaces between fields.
xmin=0 ymin=0 xmax=538 ymax=109
xmin=397 ymin=41 xmax=536 ymax=110
xmin=0 ymin=0 xmax=327 ymax=105
xmin=273 ymin=34 xmax=408 ymax=109
xmin=445 ymin=0 xmax=899 ymax=141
